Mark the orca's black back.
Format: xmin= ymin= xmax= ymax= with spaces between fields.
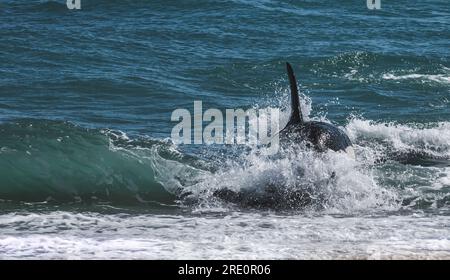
xmin=281 ymin=121 xmax=352 ymax=152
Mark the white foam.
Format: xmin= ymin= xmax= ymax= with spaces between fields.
xmin=173 ymin=141 xmax=398 ymax=212
xmin=382 ymin=73 xmax=450 ymax=85
xmin=345 ymin=118 xmax=450 ymax=157
xmin=0 ymin=212 xmax=449 ymax=259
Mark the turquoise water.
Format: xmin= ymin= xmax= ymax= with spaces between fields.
xmin=0 ymin=0 xmax=449 ymax=259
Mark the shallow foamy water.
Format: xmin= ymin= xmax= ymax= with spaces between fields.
xmin=0 ymin=211 xmax=449 ymax=259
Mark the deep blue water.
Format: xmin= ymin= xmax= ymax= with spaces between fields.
xmin=0 ymin=0 xmax=449 ymax=259
xmin=1 ymin=0 xmax=449 ymax=131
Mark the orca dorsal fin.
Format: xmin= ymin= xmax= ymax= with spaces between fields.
xmin=286 ymin=62 xmax=303 ymax=126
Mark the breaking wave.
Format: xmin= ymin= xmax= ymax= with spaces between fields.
xmin=1 ymin=111 xmax=449 ymax=213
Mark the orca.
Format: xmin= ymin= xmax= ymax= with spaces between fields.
xmin=211 ymin=63 xmax=355 ymax=209
xmin=280 ymin=62 xmax=354 ymax=157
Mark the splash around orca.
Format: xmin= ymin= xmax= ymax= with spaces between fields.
xmin=211 ymin=63 xmax=355 ymax=209
xmin=280 ymin=62 xmax=354 ymax=157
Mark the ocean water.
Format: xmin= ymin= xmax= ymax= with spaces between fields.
xmin=0 ymin=0 xmax=449 ymax=259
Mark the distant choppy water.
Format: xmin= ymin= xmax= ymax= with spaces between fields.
xmin=0 ymin=0 xmax=449 ymax=259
